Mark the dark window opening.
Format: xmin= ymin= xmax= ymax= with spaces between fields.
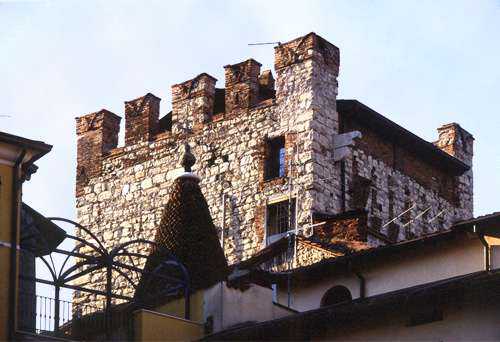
xmin=266 ymin=199 xmax=296 ymax=239
xmin=320 ymin=286 xmax=352 ymax=307
xmin=265 ymin=136 xmax=285 ymax=180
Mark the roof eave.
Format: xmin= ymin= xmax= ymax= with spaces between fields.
xmin=337 ymin=100 xmax=470 ymax=176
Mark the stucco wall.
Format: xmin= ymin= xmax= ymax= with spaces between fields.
xmin=278 ymin=234 xmax=484 ymax=312
xmin=133 ymin=309 xmax=203 ymax=341
xmin=0 ymin=164 xmax=13 ymax=340
xmin=202 ymin=282 xmax=294 ymax=333
xmin=317 ymin=299 xmax=500 ymax=341
xmin=153 ymin=282 xmax=294 ymax=334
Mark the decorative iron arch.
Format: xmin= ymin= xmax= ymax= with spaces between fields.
xmin=19 ymin=217 xmax=191 ymax=340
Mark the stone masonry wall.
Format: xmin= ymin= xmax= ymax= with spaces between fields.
xmin=341 ymin=119 xmax=473 ymax=244
xmin=74 ymin=33 xmax=341 ymax=307
xmin=74 ymin=32 xmax=473 ymax=308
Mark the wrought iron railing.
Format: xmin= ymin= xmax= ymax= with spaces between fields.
xmin=17 ymin=217 xmax=191 ymax=340
xmin=18 ymin=292 xmax=105 ymax=337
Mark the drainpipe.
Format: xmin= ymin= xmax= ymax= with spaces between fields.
xmin=220 ymin=192 xmax=226 ymax=253
xmin=340 ymin=160 xmax=346 ymax=212
xmin=354 ymin=270 xmax=366 ymax=299
xmin=9 ymin=149 xmax=26 ymax=340
xmin=338 ymin=118 xmax=346 ymax=213
xmin=348 ymin=260 xmax=365 ymax=299
xmin=220 ymin=192 xmax=226 ymax=331
xmin=475 ymin=224 xmax=490 ymax=272
xmin=287 ymin=271 xmax=292 ymax=308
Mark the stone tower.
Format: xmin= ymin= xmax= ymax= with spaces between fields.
xmin=74 ymin=32 xmax=473 ymax=308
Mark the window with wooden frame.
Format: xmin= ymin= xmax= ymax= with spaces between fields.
xmin=265 ymin=136 xmax=285 ymax=180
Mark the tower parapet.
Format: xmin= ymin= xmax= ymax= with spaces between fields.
xmin=224 ymin=59 xmax=262 ymax=113
xmin=171 ymin=73 xmax=216 ymax=134
xmin=274 ymin=32 xmax=340 ymax=74
xmin=75 ymin=109 xmax=120 ymax=195
xmin=125 ymin=93 xmax=160 ymax=145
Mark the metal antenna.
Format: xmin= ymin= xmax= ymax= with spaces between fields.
xmin=402 ymin=206 xmax=432 ymax=228
xmin=428 ymin=209 xmax=447 ymax=223
xmin=248 ymin=42 xmax=281 ymax=46
xmin=382 ymin=203 xmax=416 ymax=229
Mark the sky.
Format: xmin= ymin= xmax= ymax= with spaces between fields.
xmin=1 ymin=0 xmax=499 ymax=225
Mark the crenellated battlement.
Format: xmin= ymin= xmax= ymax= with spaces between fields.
xmin=75 ymin=32 xmax=341 ymax=158
xmin=171 ymin=73 xmax=217 ymax=133
xmin=224 ymin=59 xmax=262 ymax=113
xmin=75 ymin=109 xmax=121 ymax=195
xmin=274 ymin=32 xmax=340 ymax=74
xmin=124 ymin=93 xmax=161 ymax=145
xmin=74 ymin=31 xmax=474 ymax=310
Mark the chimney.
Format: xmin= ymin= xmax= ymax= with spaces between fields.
xmin=75 ymin=109 xmax=121 ymax=195
xmin=435 ymin=123 xmax=474 ymax=167
xmin=124 ymin=93 xmax=160 ymax=145
xmin=171 ymin=73 xmax=216 ymax=134
xmin=435 ymin=122 xmax=474 ymax=219
xmin=224 ymin=59 xmax=261 ymax=113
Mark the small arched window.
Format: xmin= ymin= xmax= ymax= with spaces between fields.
xmin=320 ymin=285 xmax=352 ymax=307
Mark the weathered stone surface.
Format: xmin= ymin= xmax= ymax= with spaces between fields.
xmin=73 ymin=32 xmax=473 ymax=309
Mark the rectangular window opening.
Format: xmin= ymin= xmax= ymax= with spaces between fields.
xmin=265 ymin=136 xmax=286 ymax=180
xmin=266 ymin=198 xmax=296 ymax=244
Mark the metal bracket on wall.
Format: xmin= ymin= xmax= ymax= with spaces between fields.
xmin=333 ymin=131 xmax=362 ymax=161
xmin=0 ymin=240 xmax=19 ymax=250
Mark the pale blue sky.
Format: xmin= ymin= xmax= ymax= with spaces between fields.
xmin=2 ymin=0 xmax=499 ymax=224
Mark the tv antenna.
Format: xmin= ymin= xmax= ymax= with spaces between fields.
xmin=248 ymin=41 xmax=281 ymax=46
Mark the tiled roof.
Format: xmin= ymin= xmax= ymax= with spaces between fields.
xmin=135 ymin=174 xmax=228 ymax=304
xmin=205 ymin=270 xmax=500 ymax=341
xmin=337 ymin=100 xmax=470 ymax=175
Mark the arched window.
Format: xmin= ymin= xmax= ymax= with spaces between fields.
xmin=320 ymin=285 xmax=352 ymax=307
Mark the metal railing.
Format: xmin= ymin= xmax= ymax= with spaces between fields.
xmin=18 ymin=292 xmax=106 ymax=337
xmin=17 ymin=217 xmax=191 ymax=340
